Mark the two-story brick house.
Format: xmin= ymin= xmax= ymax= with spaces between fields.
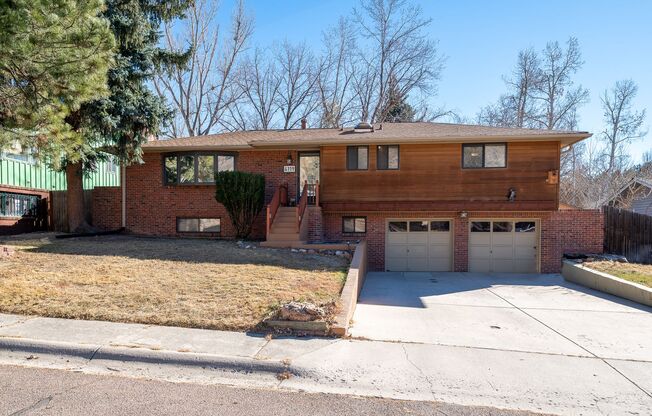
xmin=93 ymin=122 xmax=603 ymax=273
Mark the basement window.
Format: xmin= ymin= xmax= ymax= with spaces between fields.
xmin=177 ymin=218 xmax=221 ymax=233
xmin=462 ymin=144 xmax=507 ymax=168
xmin=342 ymin=217 xmax=366 ymax=233
xmin=164 ymin=153 xmax=236 ymax=185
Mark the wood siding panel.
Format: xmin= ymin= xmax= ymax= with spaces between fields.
xmin=320 ymin=142 xmax=560 ymax=211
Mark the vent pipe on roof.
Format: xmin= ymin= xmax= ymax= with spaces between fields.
xmin=301 ymin=118 xmax=307 ymax=129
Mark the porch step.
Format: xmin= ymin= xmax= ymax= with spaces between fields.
xmin=265 ymin=206 xmax=303 ymax=247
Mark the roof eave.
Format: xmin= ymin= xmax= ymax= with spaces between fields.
xmin=249 ymin=133 xmax=593 ymax=148
xmin=142 ymin=145 xmax=254 ymax=153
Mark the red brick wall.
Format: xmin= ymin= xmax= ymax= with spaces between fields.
xmin=549 ymin=209 xmax=604 ymax=255
xmin=323 ymin=209 xmax=603 ymax=273
xmin=453 ymin=216 xmax=469 ymax=272
xmin=117 ymin=151 xmax=297 ymax=239
xmin=307 ymin=206 xmax=324 ymax=241
xmin=92 ymin=186 xmax=122 ymax=230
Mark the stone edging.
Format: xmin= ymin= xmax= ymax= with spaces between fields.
xmin=331 ymin=241 xmax=367 ymax=336
xmin=561 ymin=260 xmax=652 ymax=307
xmin=263 ymin=242 xmax=367 ymax=336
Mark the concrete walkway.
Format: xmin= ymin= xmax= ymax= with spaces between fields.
xmin=1 ymin=286 xmax=651 ymax=416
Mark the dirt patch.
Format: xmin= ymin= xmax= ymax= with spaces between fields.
xmin=584 ymin=260 xmax=652 ymax=288
xmin=0 ymin=235 xmax=348 ymax=331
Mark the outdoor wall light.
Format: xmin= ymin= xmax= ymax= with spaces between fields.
xmin=286 ymin=153 xmax=293 ymax=165
xmin=460 ymin=211 xmax=468 ymax=218
xmin=507 ymin=188 xmax=516 ymax=202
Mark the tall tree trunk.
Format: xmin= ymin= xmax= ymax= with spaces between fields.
xmin=66 ymin=162 xmax=90 ymax=233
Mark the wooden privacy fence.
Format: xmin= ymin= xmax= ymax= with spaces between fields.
xmin=49 ymin=190 xmax=93 ymax=232
xmin=603 ymin=206 xmax=652 ymax=264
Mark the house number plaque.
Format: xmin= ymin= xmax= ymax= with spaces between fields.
xmin=283 ymin=165 xmax=296 ymax=173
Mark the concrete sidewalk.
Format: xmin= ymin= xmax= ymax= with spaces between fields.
xmin=1 ymin=313 xmax=650 ymax=416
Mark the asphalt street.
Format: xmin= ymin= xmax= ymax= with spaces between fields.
xmin=1 ymin=365 xmax=546 ymax=416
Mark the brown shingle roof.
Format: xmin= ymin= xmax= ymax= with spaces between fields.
xmin=143 ymin=122 xmax=591 ymax=152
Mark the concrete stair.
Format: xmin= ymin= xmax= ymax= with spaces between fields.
xmin=261 ymin=207 xmax=304 ymax=247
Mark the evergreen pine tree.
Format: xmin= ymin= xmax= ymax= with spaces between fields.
xmin=0 ymin=0 xmax=114 ymax=151
xmin=65 ymin=0 xmax=191 ymax=232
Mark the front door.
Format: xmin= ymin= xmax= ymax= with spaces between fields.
xmin=298 ymin=152 xmax=320 ymax=204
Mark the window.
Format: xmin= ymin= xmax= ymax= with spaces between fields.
xmin=470 ymin=221 xmax=491 ymax=232
xmin=218 ymin=155 xmax=235 ymax=172
xmin=493 ymin=221 xmax=513 ymax=232
xmin=515 ymin=221 xmax=536 ymax=232
xmin=177 ymin=218 xmax=221 ymax=233
xmin=163 ymin=153 xmax=236 ymax=185
xmin=343 ymin=217 xmax=366 ymax=233
xmin=409 ymin=221 xmax=428 ymax=232
xmin=377 ymin=145 xmax=399 ymax=170
xmin=430 ymin=221 xmax=450 ymax=232
xmin=462 ymin=143 xmax=506 ymax=168
xmin=164 ymin=156 xmax=177 ymax=184
xmin=388 ymin=221 xmax=407 ymax=232
xmin=104 ymin=158 xmax=117 ymax=174
xmin=197 ymin=155 xmax=215 ymax=182
xmin=0 ymin=192 xmax=39 ymax=217
xmin=179 ymin=155 xmax=195 ymax=183
xmin=347 ymin=146 xmax=368 ymax=170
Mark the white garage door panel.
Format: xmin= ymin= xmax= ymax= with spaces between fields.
xmin=387 ymin=233 xmax=408 ymax=245
xmin=387 ymin=244 xmax=407 ymax=257
xmin=385 ymin=219 xmax=453 ymax=272
xmin=469 ymin=244 xmax=490 ymax=258
xmin=469 ymin=220 xmax=539 ymax=274
xmin=408 ymin=244 xmax=428 ymax=257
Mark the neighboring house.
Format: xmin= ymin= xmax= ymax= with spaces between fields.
xmin=93 ymin=122 xmax=603 ymax=273
xmin=0 ymin=149 xmax=120 ymax=234
xmin=608 ymin=177 xmax=652 ymax=216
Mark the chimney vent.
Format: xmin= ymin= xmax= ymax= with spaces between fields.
xmin=301 ymin=118 xmax=307 ymax=129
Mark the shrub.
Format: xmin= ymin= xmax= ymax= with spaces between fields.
xmin=215 ymin=171 xmax=265 ymax=239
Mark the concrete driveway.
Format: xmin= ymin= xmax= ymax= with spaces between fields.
xmin=350 ymin=272 xmax=652 ymax=361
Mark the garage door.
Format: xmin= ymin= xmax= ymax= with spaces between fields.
xmin=469 ymin=220 xmax=538 ymax=273
xmin=386 ymin=219 xmax=453 ymax=272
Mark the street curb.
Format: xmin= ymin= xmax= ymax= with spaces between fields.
xmin=0 ymin=337 xmax=288 ymax=375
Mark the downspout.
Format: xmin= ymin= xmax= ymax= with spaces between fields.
xmin=121 ymin=163 xmax=126 ymax=229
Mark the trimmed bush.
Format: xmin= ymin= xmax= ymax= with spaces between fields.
xmin=215 ymin=171 xmax=265 ymax=239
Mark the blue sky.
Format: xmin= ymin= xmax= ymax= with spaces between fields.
xmin=210 ymin=0 xmax=652 ymax=162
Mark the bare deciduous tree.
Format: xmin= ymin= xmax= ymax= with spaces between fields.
xmin=478 ymin=49 xmax=541 ymax=128
xmin=317 ymin=18 xmax=358 ymax=128
xmin=275 ymin=41 xmax=320 ymax=129
xmin=533 ymin=38 xmax=589 ymax=130
xmin=353 ymin=0 xmax=444 ymax=123
xmin=154 ymin=0 xmax=253 ymax=137
xmin=229 ymin=48 xmax=282 ymax=130
xmin=599 ymin=79 xmax=647 ymax=172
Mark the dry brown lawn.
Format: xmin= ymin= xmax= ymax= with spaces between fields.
xmin=0 ymin=234 xmax=348 ymax=331
xmin=586 ymin=261 xmax=652 ymax=288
